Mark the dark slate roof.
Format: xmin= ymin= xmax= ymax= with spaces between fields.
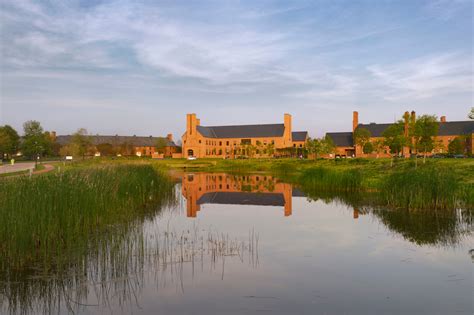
xmin=292 ymin=131 xmax=308 ymax=141
xmin=326 ymin=132 xmax=354 ymax=147
xmin=55 ymin=135 xmax=177 ymax=147
xmin=197 ymin=192 xmax=285 ymax=206
xmin=197 ymin=124 xmax=285 ymax=138
xmin=357 ymin=123 xmax=392 ymax=137
xmin=357 ymin=121 xmax=474 ymax=137
xmin=438 ymin=121 xmax=474 ymax=136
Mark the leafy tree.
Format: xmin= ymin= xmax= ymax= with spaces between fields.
xmin=96 ymin=143 xmax=116 ymax=156
xmin=307 ymin=138 xmax=322 ymax=159
xmin=20 ymin=121 xmax=52 ymax=162
xmin=0 ymin=125 xmax=20 ymax=159
xmin=71 ymin=128 xmax=92 ymax=159
xmin=321 ymin=135 xmax=335 ymax=156
xmin=469 ymin=108 xmax=474 ymax=120
xmin=382 ymin=120 xmax=408 ymax=166
xmin=155 ymin=138 xmax=169 ymax=153
xmin=413 ymin=115 xmax=439 ymax=163
xmin=448 ymin=137 xmax=465 ymax=155
xmin=353 ymin=127 xmax=371 ymax=152
xmin=266 ymin=143 xmax=275 ymax=157
xmin=363 ymin=142 xmax=374 ymax=154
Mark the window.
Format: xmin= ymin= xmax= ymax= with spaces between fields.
xmin=299 ymin=144 xmax=303 ymax=148
xmin=226 ymin=141 xmax=229 ymax=146
xmin=241 ymin=139 xmax=251 ymax=145
xmin=219 ymin=141 xmax=222 ymax=146
xmin=271 ymin=140 xmax=275 ymax=144
xmin=293 ymin=144 xmax=296 ymax=147
xmin=199 ymin=140 xmax=201 ymax=144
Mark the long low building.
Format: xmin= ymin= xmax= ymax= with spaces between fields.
xmin=181 ymin=113 xmax=308 ymax=158
xmin=54 ymin=133 xmax=179 ymax=157
xmin=326 ymin=111 xmax=474 ymax=157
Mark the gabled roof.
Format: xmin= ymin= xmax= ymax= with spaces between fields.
xmin=326 ymin=132 xmax=354 ymax=147
xmin=438 ymin=121 xmax=474 ymax=136
xmin=197 ymin=124 xmax=285 ymax=139
xmin=55 ymin=135 xmax=177 ymax=147
xmin=357 ymin=121 xmax=474 ymax=137
xmin=197 ymin=192 xmax=285 ymax=206
xmin=292 ymin=131 xmax=308 ymax=142
xmin=357 ymin=123 xmax=393 ymax=137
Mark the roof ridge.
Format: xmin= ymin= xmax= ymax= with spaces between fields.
xmin=201 ymin=123 xmax=284 ymax=128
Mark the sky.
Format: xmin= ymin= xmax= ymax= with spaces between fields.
xmin=0 ymin=0 xmax=472 ymax=138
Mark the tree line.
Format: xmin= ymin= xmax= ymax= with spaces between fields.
xmin=0 ymin=121 xmax=173 ymax=161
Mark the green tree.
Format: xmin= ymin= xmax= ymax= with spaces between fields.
xmin=448 ymin=137 xmax=465 ymax=155
xmin=71 ymin=128 xmax=92 ymax=159
xmin=382 ymin=120 xmax=408 ymax=166
xmin=413 ymin=115 xmax=439 ymax=163
xmin=363 ymin=142 xmax=374 ymax=154
xmin=97 ymin=143 xmax=116 ymax=156
xmin=353 ymin=127 xmax=371 ymax=152
xmin=0 ymin=125 xmax=20 ymax=159
xmin=307 ymin=138 xmax=322 ymax=159
xmin=20 ymin=121 xmax=52 ymax=163
xmin=321 ymin=135 xmax=335 ymax=157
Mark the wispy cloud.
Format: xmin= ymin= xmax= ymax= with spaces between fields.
xmin=368 ymin=53 xmax=472 ymax=100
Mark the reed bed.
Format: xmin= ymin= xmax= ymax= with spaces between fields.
xmin=0 ymin=164 xmax=175 ymax=268
xmin=299 ymin=167 xmax=364 ymax=192
xmin=379 ymin=166 xmax=464 ymax=210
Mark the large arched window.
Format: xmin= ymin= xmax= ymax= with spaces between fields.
xmin=188 ymin=149 xmax=194 ymax=157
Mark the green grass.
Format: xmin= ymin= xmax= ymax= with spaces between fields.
xmin=299 ymin=167 xmax=364 ymax=192
xmin=0 ymin=163 xmax=175 ymax=268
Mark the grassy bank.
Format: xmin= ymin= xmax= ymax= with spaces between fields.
xmin=0 ymin=164 xmax=175 ymax=268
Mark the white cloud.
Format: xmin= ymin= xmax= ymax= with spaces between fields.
xmin=368 ymin=53 xmax=473 ymax=100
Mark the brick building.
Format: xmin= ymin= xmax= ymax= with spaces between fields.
xmin=326 ymin=111 xmax=474 ymax=157
xmin=55 ymin=133 xmax=179 ymax=157
xmin=181 ymin=173 xmax=297 ymax=217
xmin=181 ymin=113 xmax=308 ymax=158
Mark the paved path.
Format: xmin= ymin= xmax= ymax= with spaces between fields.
xmin=0 ymin=162 xmax=35 ymax=174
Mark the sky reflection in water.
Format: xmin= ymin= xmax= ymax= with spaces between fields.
xmin=2 ymin=172 xmax=472 ymax=315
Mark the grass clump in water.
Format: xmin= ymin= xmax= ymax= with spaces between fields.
xmin=0 ymin=164 xmax=174 ymax=268
xmin=299 ymin=167 xmax=363 ymax=192
xmin=379 ymin=166 xmax=462 ymax=210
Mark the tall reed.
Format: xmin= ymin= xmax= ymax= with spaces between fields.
xmin=0 ymin=164 xmax=175 ymax=268
xmin=299 ymin=167 xmax=363 ymax=192
xmin=379 ymin=166 xmax=461 ymax=210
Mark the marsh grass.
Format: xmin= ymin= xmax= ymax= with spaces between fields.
xmin=299 ymin=167 xmax=364 ymax=192
xmin=379 ymin=166 xmax=465 ymax=210
xmin=0 ymin=164 xmax=175 ymax=268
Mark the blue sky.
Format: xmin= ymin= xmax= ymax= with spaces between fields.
xmin=0 ymin=0 xmax=472 ymax=138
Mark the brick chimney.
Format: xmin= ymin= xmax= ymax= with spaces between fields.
xmin=403 ymin=111 xmax=410 ymax=136
xmin=186 ymin=113 xmax=197 ymax=136
xmin=167 ymin=133 xmax=173 ymax=141
xmin=284 ymin=113 xmax=292 ymax=144
xmin=352 ymin=111 xmax=359 ymax=132
xmin=440 ymin=116 xmax=446 ymax=123
xmin=50 ymin=131 xmax=57 ymax=141
xmin=411 ymin=111 xmax=416 ymax=124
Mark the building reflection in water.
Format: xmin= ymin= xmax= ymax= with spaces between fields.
xmin=182 ymin=173 xmax=301 ymax=217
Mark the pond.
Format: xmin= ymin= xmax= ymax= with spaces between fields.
xmin=1 ymin=172 xmax=472 ymax=314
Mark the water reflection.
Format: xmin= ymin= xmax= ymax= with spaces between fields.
xmin=182 ymin=173 xmax=295 ymax=217
xmin=2 ymin=172 xmax=473 ymax=314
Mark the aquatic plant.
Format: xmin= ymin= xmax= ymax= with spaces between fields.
xmin=0 ymin=164 xmax=175 ymax=268
xmin=379 ymin=166 xmax=462 ymax=210
xmin=299 ymin=167 xmax=364 ymax=192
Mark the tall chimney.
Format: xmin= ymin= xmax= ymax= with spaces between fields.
xmin=411 ymin=111 xmax=416 ymax=124
xmin=284 ymin=113 xmax=292 ymax=144
xmin=440 ymin=116 xmax=446 ymax=123
xmin=352 ymin=111 xmax=359 ymax=132
xmin=50 ymin=131 xmax=57 ymax=141
xmin=186 ymin=113 xmax=197 ymax=135
xmin=404 ymin=111 xmax=410 ymax=136
xmin=167 ymin=133 xmax=173 ymax=141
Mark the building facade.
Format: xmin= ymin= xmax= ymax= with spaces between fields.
xmin=181 ymin=113 xmax=308 ymax=158
xmin=326 ymin=111 xmax=474 ymax=157
xmin=55 ymin=133 xmax=179 ymax=157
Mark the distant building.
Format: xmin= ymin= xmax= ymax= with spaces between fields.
xmin=326 ymin=111 xmax=474 ymax=157
xmin=54 ymin=133 xmax=179 ymax=157
xmin=181 ymin=113 xmax=308 ymax=158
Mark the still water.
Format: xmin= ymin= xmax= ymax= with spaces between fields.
xmin=2 ymin=173 xmax=473 ymax=314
